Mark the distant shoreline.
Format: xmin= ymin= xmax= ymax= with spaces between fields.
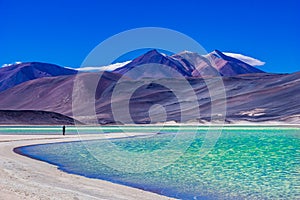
xmin=0 ymin=123 xmax=299 ymax=127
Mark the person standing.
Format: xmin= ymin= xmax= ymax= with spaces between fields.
xmin=62 ymin=125 xmax=66 ymax=135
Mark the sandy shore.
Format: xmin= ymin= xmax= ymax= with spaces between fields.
xmin=0 ymin=134 xmax=173 ymax=200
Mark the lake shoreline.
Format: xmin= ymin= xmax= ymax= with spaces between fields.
xmin=0 ymin=134 xmax=172 ymax=200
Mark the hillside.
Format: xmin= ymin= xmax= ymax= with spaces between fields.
xmin=0 ymin=110 xmax=81 ymax=125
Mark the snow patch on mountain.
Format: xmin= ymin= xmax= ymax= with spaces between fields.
xmin=76 ymin=61 xmax=131 ymax=72
xmin=223 ymin=52 xmax=265 ymax=66
xmin=1 ymin=61 xmax=22 ymax=68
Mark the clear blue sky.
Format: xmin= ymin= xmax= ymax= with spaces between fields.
xmin=1 ymin=0 xmax=299 ymax=73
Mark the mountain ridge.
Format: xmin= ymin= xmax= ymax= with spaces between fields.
xmin=0 ymin=62 xmax=77 ymax=92
xmin=113 ymin=49 xmax=265 ymax=78
xmin=207 ymin=50 xmax=265 ymax=76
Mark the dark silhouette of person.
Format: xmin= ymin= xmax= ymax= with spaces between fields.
xmin=62 ymin=125 xmax=66 ymax=135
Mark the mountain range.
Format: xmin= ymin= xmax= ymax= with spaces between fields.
xmin=113 ymin=49 xmax=265 ymax=78
xmin=0 ymin=50 xmax=299 ymax=125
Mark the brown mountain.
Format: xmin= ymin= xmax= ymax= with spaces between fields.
xmin=0 ymin=71 xmax=299 ymax=124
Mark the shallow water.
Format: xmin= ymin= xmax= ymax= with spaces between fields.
xmin=15 ymin=127 xmax=300 ymax=199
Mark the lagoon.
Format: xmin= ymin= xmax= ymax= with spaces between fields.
xmin=14 ymin=126 xmax=300 ymax=199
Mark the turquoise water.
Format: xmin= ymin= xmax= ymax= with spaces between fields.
xmin=15 ymin=127 xmax=300 ymax=199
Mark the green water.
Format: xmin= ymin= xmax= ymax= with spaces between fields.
xmin=15 ymin=127 xmax=300 ymax=199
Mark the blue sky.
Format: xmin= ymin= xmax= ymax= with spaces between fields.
xmin=0 ymin=0 xmax=299 ymax=73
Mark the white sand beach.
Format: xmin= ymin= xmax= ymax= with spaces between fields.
xmin=0 ymin=134 xmax=173 ymax=200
